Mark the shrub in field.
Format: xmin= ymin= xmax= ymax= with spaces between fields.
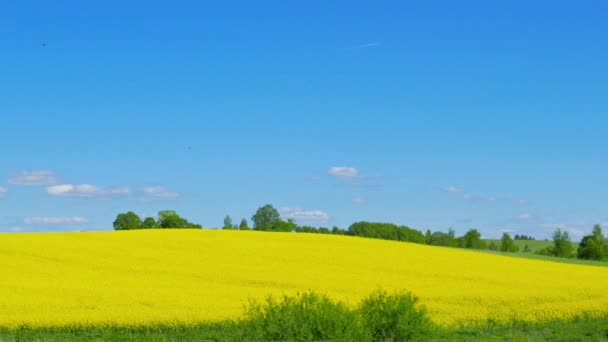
xmin=242 ymin=291 xmax=366 ymax=341
xmin=358 ymin=290 xmax=432 ymax=342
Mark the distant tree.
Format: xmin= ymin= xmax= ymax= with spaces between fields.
xmin=488 ymin=241 xmax=498 ymax=251
xmin=552 ymin=228 xmax=574 ymax=258
xmin=252 ymin=204 xmax=281 ymax=231
xmin=331 ymin=226 xmax=344 ymax=235
xmin=113 ymin=211 xmax=142 ymax=230
xmin=447 ymin=228 xmax=455 ymax=239
xmin=318 ymin=227 xmax=330 ymax=234
xmin=428 ymin=232 xmax=453 ymax=247
xmin=523 ymin=244 xmax=530 ymax=253
xmin=141 ymin=217 xmax=157 ymax=229
xmin=578 ymin=224 xmax=608 ymax=261
xmin=462 ymin=229 xmax=485 ymax=249
xmin=239 ymin=218 xmax=250 ymax=230
xmin=425 ymin=229 xmax=432 ymax=244
xmin=273 ymin=218 xmax=298 ymax=232
xmin=223 ymin=215 xmax=233 ymax=230
xmin=499 ymin=233 xmax=519 ymax=253
xmin=157 ymin=210 xmax=201 ymax=229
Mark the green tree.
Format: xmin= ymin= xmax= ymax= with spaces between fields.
xmin=552 ymin=228 xmax=574 ymax=258
xmin=463 ymin=229 xmax=485 ymax=249
xmin=157 ymin=210 xmax=202 ymax=229
xmin=578 ymin=224 xmax=608 ymax=260
xmin=239 ymin=218 xmax=250 ymax=230
xmin=425 ymin=229 xmax=432 ymax=244
xmin=499 ymin=233 xmax=519 ymax=252
xmin=141 ymin=217 xmax=157 ymax=229
xmin=113 ymin=211 xmax=142 ymax=230
xmin=252 ymin=204 xmax=280 ymax=231
xmin=223 ymin=215 xmax=233 ymax=230
xmin=273 ymin=218 xmax=298 ymax=232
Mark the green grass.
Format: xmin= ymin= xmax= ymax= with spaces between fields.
xmin=2 ymin=317 xmax=607 ymax=341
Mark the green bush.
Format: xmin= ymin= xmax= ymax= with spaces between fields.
xmin=358 ymin=290 xmax=432 ymax=342
xmin=242 ymin=291 xmax=366 ymax=341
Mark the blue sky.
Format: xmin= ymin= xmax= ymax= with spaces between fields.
xmin=1 ymin=1 xmax=607 ymax=239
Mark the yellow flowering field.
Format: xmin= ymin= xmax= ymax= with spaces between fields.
xmin=1 ymin=229 xmax=607 ymax=328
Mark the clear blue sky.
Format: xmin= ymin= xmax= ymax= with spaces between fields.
xmin=1 ymin=1 xmax=607 ymax=239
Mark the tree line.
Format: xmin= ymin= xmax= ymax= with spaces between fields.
xmin=226 ymin=204 xmax=608 ymax=261
xmin=113 ymin=210 xmax=202 ymax=230
xmin=113 ymin=204 xmax=608 ymax=262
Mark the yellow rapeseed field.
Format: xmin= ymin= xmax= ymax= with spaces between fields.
xmin=1 ymin=229 xmax=607 ymax=327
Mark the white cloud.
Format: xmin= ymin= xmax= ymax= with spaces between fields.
xmin=9 ymin=226 xmax=24 ymax=232
xmin=486 ymin=196 xmax=497 ymax=202
xmin=514 ymin=199 xmax=529 ymax=205
xmin=46 ymin=184 xmax=132 ymax=198
xmin=0 ymin=187 xmax=6 ymax=198
xmin=24 ymin=216 xmax=89 ymax=225
xmin=463 ymin=194 xmax=474 ymax=200
xmin=143 ymin=186 xmax=179 ymax=198
xmin=444 ymin=186 xmax=464 ymax=193
xmin=328 ymin=166 xmax=360 ymax=178
xmin=354 ymin=42 xmax=381 ymax=49
xmin=280 ymin=207 xmax=330 ymax=222
xmin=9 ymin=170 xmax=58 ymax=186
xmin=352 ymin=197 xmax=367 ymax=204
xmin=518 ymin=213 xmax=532 ymax=220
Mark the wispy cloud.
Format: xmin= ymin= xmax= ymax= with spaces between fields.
xmin=280 ymin=207 xmax=330 ymax=222
xmin=443 ymin=186 xmax=464 ymax=193
xmin=24 ymin=216 xmax=89 ymax=224
xmin=9 ymin=170 xmax=58 ymax=186
xmin=46 ymin=184 xmax=132 ymax=198
xmin=518 ymin=213 xmax=532 ymax=220
xmin=0 ymin=187 xmax=6 ymax=198
xmin=354 ymin=42 xmax=381 ymax=49
xmin=143 ymin=186 xmax=179 ymax=198
xmin=328 ymin=166 xmax=360 ymax=178
xmin=352 ymin=197 xmax=367 ymax=204
xmin=9 ymin=226 xmax=24 ymax=232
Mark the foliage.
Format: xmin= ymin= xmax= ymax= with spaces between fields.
xmin=463 ymin=229 xmax=486 ymax=249
xmin=488 ymin=241 xmax=498 ymax=251
xmin=428 ymin=231 xmax=456 ymax=247
xmin=157 ymin=210 xmax=202 ymax=229
xmin=347 ymin=221 xmax=426 ymax=244
xmin=499 ymin=233 xmax=519 ymax=253
xmin=223 ymin=215 xmax=233 ymax=230
xmin=358 ymin=290 xmax=432 ymax=342
xmin=552 ymin=228 xmax=574 ymax=258
xmin=242 ymin=291 xmax=366 ymax=341
xmin=141 ymin=217 xmax=157 ymax=229
xmin=578 ymin=224 xmax=608 ymax=261
xmin=239 ymin=218 xmax=250 ymax=230
xmin=251 ymin=204 xmax=281 ymax=231
xmin=113 ymin=211 xmax=142 ymax=230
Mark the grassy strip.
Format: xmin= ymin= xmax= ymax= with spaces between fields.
xmin=1 ymin=291 xmax=607 ymax=341
xmin=2 ymin=318 xmax=607 ymax=342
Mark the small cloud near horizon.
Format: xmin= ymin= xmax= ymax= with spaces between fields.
xmin=24 ymin=216 xmax=89 ymax=224
xmin=352 ymin=197 xmax=367 ymax=204
xmin=46 ymin=184 xmax=132 ymax=198
xmin=0 ymin=187 xmax=7 ymax=198
xmin=280 ymin=207 xmax=329 ymax=222
xmin=353 ymin=42 xmax=381 ymax=49
xmin=143 ymin=186 xmax=179 ymax=198
xmin=9 ymin=170 xmax=59 ymax=186
xmin=443 ymin=186 xmax=464 ymax=193
xmin=328 ymin=166 xmax=360 ymax=179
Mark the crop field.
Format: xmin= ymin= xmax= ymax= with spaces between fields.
xmin=1 ymin=230 xmax=608 ymax=329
